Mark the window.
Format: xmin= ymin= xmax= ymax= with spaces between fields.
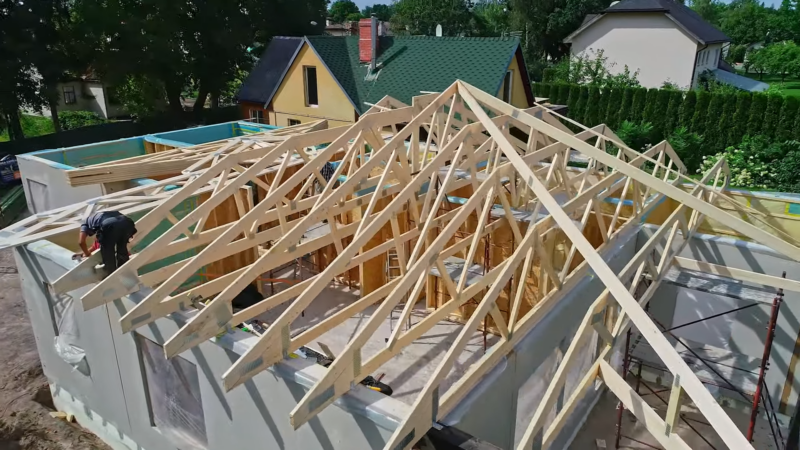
xmin=714 ymin=48 xmax=720 ymax=65
xmin=249 ymin=109 xmax=264 ymax=124
xmin=288 ymin=119 xmax=301 ymax=126
xmin=502 ymin=70 xmax=513 ymax=103
xmin=63 ymin=86 xmax=76 ymax=104
xmin=304 ymin=66 xmax=318 ymax=106
xmin=137 ymin=335 xmax=208 ymax=449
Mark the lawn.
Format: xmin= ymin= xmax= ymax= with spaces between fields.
xmin=738 ymin=71 xmax=800 ymax=97
xmin=0 ymin=114 xmax=56 ymax=142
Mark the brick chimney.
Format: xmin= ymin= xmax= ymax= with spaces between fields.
xmin=359 ymin=16 xmax=378 ymax=70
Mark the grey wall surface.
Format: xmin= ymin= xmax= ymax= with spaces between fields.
xmin=17 ymin=155 xmax=103 ymax=214
xmin=16 ymin=241 xmax=402 ymax=450
xmin=639 ymin=226 xmax=800 ymax=415
xmin=447 ymin=225 xmax=641 ymax=449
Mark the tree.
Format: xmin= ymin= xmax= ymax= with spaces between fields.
xmin=690 ymin=90 xmax=711 ymax=134
xmin=362 ymin=4 xmax=395 ymax=21
xmin=746 ymin=47 xmax=770 ymax=80
xmin=690 ymin=0 xmax=724 ymax=26
xmin=604 ymin=87 xmax=623 ymax=128
xmin=777 ymin=96 xmax=799 ymax=142
xmin=747 ymin=93 xmax=769 ymax=136
xmin=392 ymin=0 xmax=474 ymax=36
xmin=726 ymin=44 xmax=747 ymax=64
xmin=704 ymin=94 xmax=725 ymax=150
xmin=566 ymin=85 xmax=581 ymax=119
xmin=720 ymin=0 xmax=769 ymax=45
xmin=629 ymin=88 xmax=647 ymax=123
xmin=762 ymin=94 xmax=785 ymax=137
xmin=680 ymin=90 xmax=697 ymax=129
xmin=596 ymin=87 xmax=610 ymax=124
xmin=715 ymin=93 xmax=738 ymax=150
xmin=548 ymin=50 xmax=640 ymax=88
xmin=330 ymin=0 xmax=360 ymax=23
xmin=728 ymin=92 xmax=752 ymax=145
xmin=763 ymin=42 xmax=800 ymax=82
xmin=641 ymin=88 xmax=659 ymax=126
xmin=557 ymin=83 xmax=571 ymax=105
xmin=473 ymin=0 xmax=511 ymax=37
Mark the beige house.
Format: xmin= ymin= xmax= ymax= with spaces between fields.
xmin=40 ymin=76 xmax=126 ymax=120
xmin=564 ymin=0 xmax=748 ymax=90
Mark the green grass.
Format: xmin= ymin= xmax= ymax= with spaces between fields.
xmin=0 ymin=114 xmax=56 ymax=141
xmin=738 ymin=71 xmax=800 ymax=97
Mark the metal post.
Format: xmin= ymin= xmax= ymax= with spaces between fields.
xmin=747 ymin=272 xmax=785 ymax=442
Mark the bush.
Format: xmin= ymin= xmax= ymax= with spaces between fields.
xmin=761 ymin=94 xmax=784 ymax=137
xmin=597 ymin=87 xmax=611 ymax=125
xmin=728 ymin=92 xmax=752 ymax=145
xmin=652 ymin=89 xmax=672 ymax=139
xmin=777 ymin=97 xmax=799 ymax=142
xmin=700 ymin=136 xmax=800 ymax=190
xmin=715 ymin=93 xmax=738 ymax=151
xmin=573 ymin=86 xmax=590 ymax=123
xmin=566 ymin=85 xmax=581 ymax=118
xmin=604 ymin=87 xmax=623 ymax=128
xmin=667 ymin=126 xmax=704 ymax=173
xmin=557 ymin=83 xmax=571 ymax=105
xmin=542 ymin=68 xmax=556 ymax=83
xmin=641 ymin=88 xmax=659 ymax=126
xmin=703 ymin=94 xmax=725 ymax=150
xmin=629 ymin=88 xmax=647 ymax=122
xmin=614 ymin=120 xmax=654 ymax=152
xmin=617 ymin=87 xmax=635 ymax=126
xmin=680 ymin=91 xmax=696 ymax=129
xmin=584 ymin=86 xmax=601 ymax=125
xmin=663 ymin=90 xmax=683 ymax=135
xmin=747 ymin=93 xmax=768 ymax=136
xmin=60 ymin=111 xmax=106 ymax=131
xmin=691 ymin=90 xmax=711 ymax=133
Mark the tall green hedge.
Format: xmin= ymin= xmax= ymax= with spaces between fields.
xmin=566 ymin=84 xmax=581 ymax=115
xmin=574 ymin=86 xmax=590 ymax=124
xmin=630 ymin=88 xmax=647 ymax=122
xmin=597 ymin=88 xmax=611 ymax=125
xmin=557 ymin=83 xmax=571 ymax=105
xmin=605 ymin=87 xmax=624 ymax=128
xmin=704 ymin=94 xmax=725 ymax=151
xmin=716 ymin=93 xmax=738 ymax=150
xmin=652 ymin=89 xmax=672 ymax=139
xmin=728 ymin=92 xmax=752 ymax=146
xmin=584 ymin=86 xmax=601 ymax=126
xmin=680 ymin=91 xmax=696 ymax=129
xmin=762 ymin=94 xmax=784 ymax=137
xmin=641 ymin=88 xmax=659 ymax=125
xmin=664 ymin=91 xmax=683 ymax=134
xmin=748 ymin=93 xmax=769 ymax=136
xmin=618 ymin=88 xmax=635 ymax=126
xmin=691 ymin=91 xmax=711 ymax=133
xmin=777 ymin=96 xmax=799 ymax=142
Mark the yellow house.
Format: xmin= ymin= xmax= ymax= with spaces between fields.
xmin=237 ymin=22 xmax=533 ymax=127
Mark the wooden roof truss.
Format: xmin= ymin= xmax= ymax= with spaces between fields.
xmin=4 ymin=81 xmax=800 ymax=450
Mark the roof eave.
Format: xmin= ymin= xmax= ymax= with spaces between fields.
xmin=262 ymin=38 xmax=306 ymax=108
xmin=564 ymin=14 xmax=605 ymax=43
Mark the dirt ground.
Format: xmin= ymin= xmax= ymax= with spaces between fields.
xmin=0 ymin=249 xmax=109 ymax=450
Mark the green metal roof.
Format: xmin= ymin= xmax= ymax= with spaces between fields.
xmin=306 ymin=35 xmax=524 ymax=114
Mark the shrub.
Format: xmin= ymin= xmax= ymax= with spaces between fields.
xmin=652 ymin=89 xmax=672 ymax=139
xmin=573 ymin=86 xmax=590 ymax=123
xmin=667 ymin=126 xmax=704 ymax=173
xmin=614 ymin=120 xmax=654 ymax=152
xmin=604 ymin=87 xmax=623 ymax=128
xmin=728 ymin=92 xmax=752 ymax=145
xmin=617 ymin=87 xmax=635 ymax=125
xmin=663 ymin=90 xmax=684 ymax=136
xmin=680 ymin=90 xmax=696 ymax=129
xmin=715 ymin=93 xmax=738 ymax=151
xmin=538 ymin=83 xmax=552 ymax=99
xmin=542 ymin=68 xmax=556 ymax=82
xmin=597 ymin=87 xmax=611 ymax=124
xmin=629 ymin=88 xmax=647 ymax=122
xmin=557 ymin=83 xmax=571 ymax=105
xmin=690 ymin=90 xmax=711 ymax=134
xmin=703 ymin=94 xmax=725 ymax=150
xmin=641 ymin=88 xmax=659 ymax=126
xmin=761 ymin=94 xmax=784 ymax=137
xmin=566 ymin=84 xmax=581 ymax=115
xmin=60 ymin=111 xmax=106 ymax=131
xmin=584 ymin=86 xmax=601 ymax=125
xmin=747 ymin=93 xmax=768 ymax=136
xmin=700 ymin=136 xmax=800 ymax=190
xmin=777 ymin=97 xmax=799 ymax=142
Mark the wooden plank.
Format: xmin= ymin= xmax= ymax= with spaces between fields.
xmin=673 ymin=256 xmax=800 ymax=293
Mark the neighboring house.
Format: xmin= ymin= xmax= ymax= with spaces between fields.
xmin=38 ymin=75 xmax=126 ymax=120
xmin=237 ymin=19 xmax=533 ymax=127
xmin=325 ymin=19 xmax=358 ymax=36
xmin=564 ymin=0 xmax=768 ymax=91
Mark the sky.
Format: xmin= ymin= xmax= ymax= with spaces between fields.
xmin=349 ymin=0 xmax=784 ymax=11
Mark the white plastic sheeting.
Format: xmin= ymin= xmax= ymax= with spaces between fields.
xmin=138 ymin=336 xmax=208 ymax=450
xmin=48 ymin=291 xmax=88 ymax=374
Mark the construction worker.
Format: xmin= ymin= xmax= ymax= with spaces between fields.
xmin=75 ymin=211 xmax=137 ymax=275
